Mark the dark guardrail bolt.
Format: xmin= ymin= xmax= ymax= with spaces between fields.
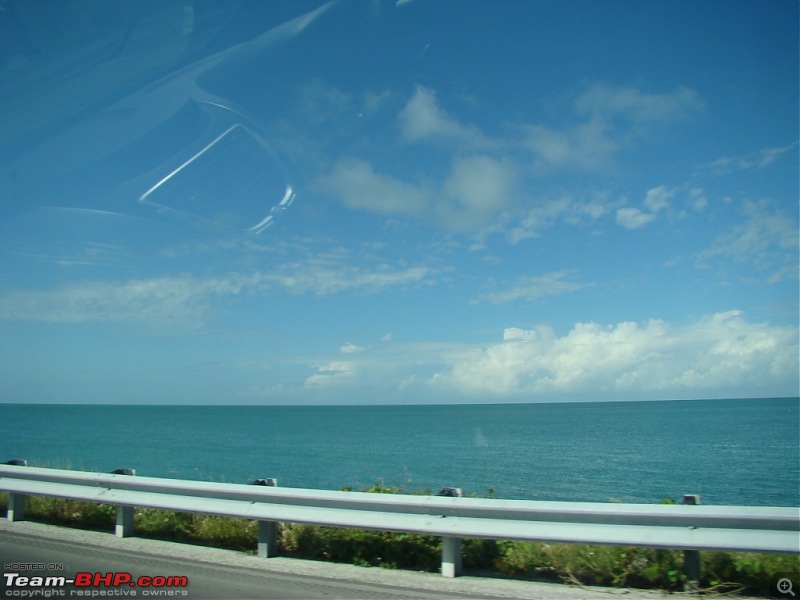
xmin=251 ymin=478 xmax=278 ymax=486
xmin=111 ymin=468 xmax=136 ymax=476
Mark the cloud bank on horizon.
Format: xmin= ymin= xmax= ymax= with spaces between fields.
xmin=0 ymin=0 xmax=797 ymax=404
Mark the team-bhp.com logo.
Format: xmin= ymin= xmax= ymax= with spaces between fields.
xmin=4 ymin=572 xmax=188 ymax=597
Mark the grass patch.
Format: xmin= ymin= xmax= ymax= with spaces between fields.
xmin=1 ymin=488 xmax=797 ymax=595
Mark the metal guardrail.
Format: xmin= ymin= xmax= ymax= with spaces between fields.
xmin=1 ymin=463 xmax=798 ymax=579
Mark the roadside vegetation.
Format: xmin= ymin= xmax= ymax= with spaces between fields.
xmin=1 ymin=486 xmax=797 ymax=596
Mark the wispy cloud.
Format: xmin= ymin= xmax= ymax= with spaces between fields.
xmin=0 ymin=275 xmax=247 ymax=326
xmin=509 ymin=192 xmax=619 ymax=243
xmin=688 ymin=188 xmax=708 ymax=212
xmin=298 ymin=79 xmax=356 ymax=124
xmin=696 ymin=201 xmax=799 ymax=279
xmin=476 ymin=270 xmax=589 ymax=304
xmin=698 ymin=143 xmax=798 ymax=175
xmin=575 ymin=84 xmax=704 ymax=124
xmin=525 ymin=85 xmax=703 ymax=172
xmin=264 ymin=258 xmax=433 ymax=296
xmin=0 ymin=254 xmax=435 ymax=326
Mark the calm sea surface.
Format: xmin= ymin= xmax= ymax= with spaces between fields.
xmin=1 ymin=398 xmax=798 ymax=506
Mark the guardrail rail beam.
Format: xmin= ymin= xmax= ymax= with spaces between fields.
xmin=2 ymin=464 xmax=798 ymax=580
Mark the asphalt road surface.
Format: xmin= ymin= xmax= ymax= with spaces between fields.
xmin=0 ymin=530 xmax=469 ymax=599
xmin=0 ymin=519 xmax=665 ymax=600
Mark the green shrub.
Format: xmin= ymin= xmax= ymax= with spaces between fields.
xmin=133 ymin=509 xmax=257 ymax=552
xmin=701 ymin=551 xmax=800 ymax=596
xmin=279 ymin=523 xmax=441 ymax=570
xmin=192 ymin=515 xmax=258 ymax=551
xmin=25 ymin=496 xmax=116 ymax=531
xmin=494 ymin=542 xmax=687 ymax=588
xmin=462 ymin=538 xmax=501 ymax=570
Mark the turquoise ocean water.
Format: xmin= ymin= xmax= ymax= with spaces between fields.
xmin=1 ymin=397 xmax=798 ymax=507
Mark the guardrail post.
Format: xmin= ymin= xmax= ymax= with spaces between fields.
xmin=4 ymin=460 xmax=27 ymax=521
xmin=258 ymin=521 xmax=278 ymax=558
xmin=112 ymin=468 xmax=136 ymax=538
xmin=436 ymin=487 xmax=463 ymax=577
xmin=252 ymin=479 xmax=279 ymax=558
xmin=441 ymin=537 xmax=462 ymax=578
xmin=682 ymin=494 xmax=701 ymax=594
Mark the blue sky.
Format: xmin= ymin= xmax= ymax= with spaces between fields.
xmin=0 ymin=0 xmax=797 ymax=404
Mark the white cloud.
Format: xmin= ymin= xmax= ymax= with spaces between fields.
xmin=523 ymin=119 xmax=618 ymax=172
xmin=429 ymin=311 xmax=798 ymax=396
xmin=522 ymin=125 xmax=571 ymax=165
xmin=299 ymin=341 xmax=452 ymax=399
xmin=615 ymin=185 xmax=674 ymax=229
xmin=689 ymin=188 xmax=707 ymax=211
xmin=304 ymin=361 xmax=353 ymax=388
xmin=643 ymin=185 xmax=673 ymax=212
xmin=319 ymin=154 xmax=514 ymax=231
xmin=616 ymin=206 xmax=655 ymax=230
xmin=322 ymin=83 xmax=701 ymax=233
xmin=503 ymin=327 xmax=538 ymax=341
xmin=444 ymin=156 xmax=513 ymax=209
xmin=399 ymin=86 xmax=486 ymax=146
xmin=319 ymin=157 xmax=431 ymax=218
xmin=440 ymin=155 xmax=516 ymax=228
xmin=341 ymin=343 xmax=366 ymax=353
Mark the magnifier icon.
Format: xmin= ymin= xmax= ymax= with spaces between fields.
xmin=778 ymin=578 xmax=795 ymax=596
